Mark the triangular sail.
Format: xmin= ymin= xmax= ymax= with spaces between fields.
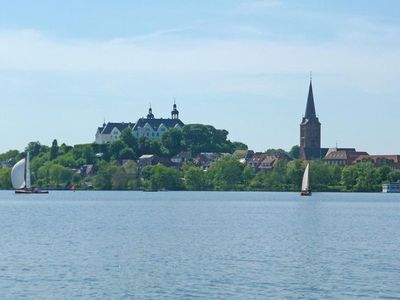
xmin=11 ymin=158 xmax=26 ymax=189
xmin=301 ymin=164 xmax=310 ymax=191
xmin=26 ymin=152 xmax=31 ymax=189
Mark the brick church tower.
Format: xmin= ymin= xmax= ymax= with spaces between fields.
xmin=300 ymin=79 xmax=322 ymax=160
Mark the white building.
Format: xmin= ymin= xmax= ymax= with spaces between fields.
xmin=95 ymin=103 xmax=184 ymax=144
xmin=95 ymin=122 xmax=134 ymax=144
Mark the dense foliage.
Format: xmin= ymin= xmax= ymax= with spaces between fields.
xmin=0 ymin=124 xmax=398 ymax=192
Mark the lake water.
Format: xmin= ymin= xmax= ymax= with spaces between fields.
xmin=0 ymin=191 xmax=399 ymax=299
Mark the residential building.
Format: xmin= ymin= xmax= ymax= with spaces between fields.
xmin=194 ymin=152 xmax=228 ymax=170
xmin=323 ymin=148 xmax=368 ymax=165
xmin=171 ymin=151 xmax=192 ymax=165
xmin=354 ymin=155 xmax=400 ymax=169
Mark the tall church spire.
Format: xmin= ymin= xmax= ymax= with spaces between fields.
xmin=304 ymin=80 xmax=316 ymax=119
xmin=300 ymin=74 xmax=322 ymax=160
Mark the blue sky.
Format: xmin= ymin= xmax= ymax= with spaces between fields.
xmin=0 ymin=0 xmax=399 ymax=153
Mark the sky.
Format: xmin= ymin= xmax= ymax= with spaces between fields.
xmin=0 ymin=0 xmax=399 ymax=154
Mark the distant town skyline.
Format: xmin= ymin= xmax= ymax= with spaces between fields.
xmin=0 ymin=0 xmax=399 ymax=153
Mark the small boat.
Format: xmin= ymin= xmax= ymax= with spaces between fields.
xmin=301 ymin=163 xmax=312 ymax=196
xmin=11 ymin=152 xmax=48 ymax=194
xmin=382 ymin=180 xmax=400 ymax=193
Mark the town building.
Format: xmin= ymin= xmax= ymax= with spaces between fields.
xmin=194 ymin=152 xmax=228 ymax=170
xmin=353 ymin=155 xmax=400 ymax=169
xmin=95 ymin=103 xmax=184 ymax=144
xmin=132 ymin=106 xmax=184 ymax=140
xmin=95 ymin=122 xmax=134 ymax=144
xmin=323 ymin=148 xmax=368 ymax=165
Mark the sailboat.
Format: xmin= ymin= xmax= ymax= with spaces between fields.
xmin=11 ymin=152 xmax=48 ymax=194
xmin=301 ymin=163 xmax=312 ymax=196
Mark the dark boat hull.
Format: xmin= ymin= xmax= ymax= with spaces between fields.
xmin=15 ymin=189 xmax=49 ymax=194
xmin=301 ymin=190 xmax=312 ymax=196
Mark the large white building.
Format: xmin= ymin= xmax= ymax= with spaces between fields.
xmin=95 ymin=103 xmax=184 ymax=144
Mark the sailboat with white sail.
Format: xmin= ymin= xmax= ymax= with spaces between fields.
xmin=301 ymin=163 xmax=312 ymax=196
xmin=11 ymin=152 xmax=48 ymax=194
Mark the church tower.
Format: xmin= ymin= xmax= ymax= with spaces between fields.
xmin=171 ymin=100 xmax=179 ymax=119
xmin=300 ymin=78 xmax=321 ymax=160
xmin=147 ymin=105 xmax=154 ymax=119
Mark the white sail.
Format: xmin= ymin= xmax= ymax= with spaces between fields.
xmin=26 ymin=152 xmax=31 ymax=189
xmin=301 ymin=164 xmax=310 ymax=191
xmin=11 ymin=158 xmax=26 ymax=189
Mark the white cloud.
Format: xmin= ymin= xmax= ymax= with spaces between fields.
xmin=0 ymin=25 xmax=399 ymax=95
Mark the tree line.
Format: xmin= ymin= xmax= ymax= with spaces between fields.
xmin=0 ymin=124 xmax=399 ymax=192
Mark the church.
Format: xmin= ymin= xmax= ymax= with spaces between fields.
xmin=95 ymin=102 xmax=184 ymax=144
xmin=300 ymin=79 xmax=328 ymax=160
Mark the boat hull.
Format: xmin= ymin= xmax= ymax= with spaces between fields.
xmin=301 ymin=190 xmax=312 ymax=196
xmin=15 ymin=189 xmax=49 ymax=194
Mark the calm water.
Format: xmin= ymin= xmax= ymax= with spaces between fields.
xmin=0 ymin=191 xmax=400 ymax=299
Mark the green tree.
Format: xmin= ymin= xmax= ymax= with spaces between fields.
xmin=0 ymin=150 xmax=19 ymax=164
xmin=119 ymin=148 xmax=135 ymax=160
xmin=182 ymin=124 xmax=233 ymax=155
xmin=25 ymin=141 xmax=48 ymax=158
xmin=353 ymin=162 xmax=379 ymax=192
xmin=232 ymin=142 xmax=248 ymax=151
xmin=265 ymin=148 xmax=290 ymax=160
xmin=142 ymin=164 xmax=182 ymax=191
xmin=388 ymin=169 xmax=400 ymax=182
xmin=286 ymin=160 xmax=305 ymax=189
xmin=109 ymin=140 xmax=126 ymax=160
xmin=94 ymin=162 xmax=117 ymax=190
xmin=184 ymin=166 xmax=208 ymax=190
xmin=207 ymin=156 xmax=244 ymax=190
xmin=120 ymin=128 xmax=138 ymax=153
xmin=161 ymin=128 xmax=184 ymax=156
xmin=341 ymin=165 xmax=358 ymax=191
xmin=288 ymin=145 xmax=300 ymax=160
xmin=0 ymin=168 xmax=12 ymax=189
xmin=50 ymin=139 xmax=59 ymax=160
xmin=111 ymin=161 xmax=138 ymax=190
xmin=49 ymin=164 xmax=73 ymax=187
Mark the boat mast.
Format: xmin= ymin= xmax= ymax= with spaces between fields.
xmin=25 ymin=152 xmax=31 ymax=189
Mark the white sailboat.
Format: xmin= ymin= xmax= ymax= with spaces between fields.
xmin=301 ymin=163 xmax=312 ymax=196
xmin=11 ymin=152 xmax=48 ymax=194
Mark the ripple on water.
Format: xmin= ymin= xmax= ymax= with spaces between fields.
xmin=0 ymin=191 xmax=400 ymax=299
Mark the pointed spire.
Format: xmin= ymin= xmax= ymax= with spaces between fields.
xmin=304 ymin=79 xmax=316 ymax=119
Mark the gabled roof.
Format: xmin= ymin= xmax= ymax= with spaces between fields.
xmin=323 ymin=150 xmax=368 ymax=162
xmin=133 ymin=118 xmax=184 ymax=131
xmin=101 ymin=122 xmax=135 ymax=134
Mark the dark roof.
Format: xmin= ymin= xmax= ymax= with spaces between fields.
xmin=303 ymin=148 xmax=329 ymax=160
xmin=301 ymin=80 xmax=320 ymax=125
xmin=133 ymin=118 xmax=184 ymax=131
xmin=305 ymin=81 xmax=316 ymax=119
xmin=101 ymin=122 xmax=134 ymax=134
